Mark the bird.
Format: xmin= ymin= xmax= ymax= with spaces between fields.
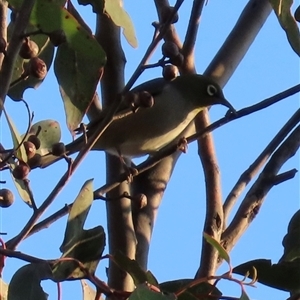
xmin=37 ymin=74 xmax=235 ymax=168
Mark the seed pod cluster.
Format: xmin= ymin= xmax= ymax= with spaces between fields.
xmin=51 ymin=142 xmax=66 ymax=157
xmin=24 ymin=141 xmax=36 ymax=159
xmin=160 ymin=6 xmax=179 ymax=24
xmin=162 ymin=41 xmax=179 ymax=58
xmin=28 ymin=135 xmax=41 ymax=150
xmin=124 ymin=91 xmax=154 ymax=111
xmin=23 ymin=135 xmax=42 ymax=168
xmin=19 ymin=37 xmax=39 ymax=59
xmin=12 ymin=162 xmax=30 ymax=180
xmin=26 ymin=57 xmax=47 ymax=80
xmin=48 ymin=29 xmax=67 ymax=46
xmin=161 ymin=41 xmax=184 ymax=68
xmin=162 ymin=64 xmax=178 ymax=81
xmin=27 ymin=154 xmax=42 ymax=169
xmin=0 ymin=188 xmax=14 ymax=208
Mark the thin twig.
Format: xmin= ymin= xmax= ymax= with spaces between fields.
xmin=204 ymin=0 xmax=272 ymax=86
xmin=223 ymin=108 xmax=300 ymax=223
xmin=26 ymin=204 xmax=72 ymax=238
xmin=181 ymin=0 xmax=205 ymax=73
xmin=197 ymin=0 xmax=273 ymax=278
xmin=221 ymin=125 xmax=300 ymax=254
xmin=124 ymin=0 xmax=185 ymax=92
xmin=0 ymin=247 xmax=54 ymax=264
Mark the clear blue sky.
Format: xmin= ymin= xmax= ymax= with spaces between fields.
xmin=1 ymin=1 xmax=299 ymax=299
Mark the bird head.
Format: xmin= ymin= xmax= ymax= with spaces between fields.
xmin=170 ymin=74 xmax=236 ymax=113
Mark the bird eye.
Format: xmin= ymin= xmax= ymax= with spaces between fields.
xmin=207 ymin=84 xmax=218 ymax=96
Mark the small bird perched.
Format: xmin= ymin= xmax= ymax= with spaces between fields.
xmin=38 ymin=74 xmax=235 ymax=168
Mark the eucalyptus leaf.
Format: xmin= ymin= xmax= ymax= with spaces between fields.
xmin=52 ymin=179 xmax=106 ymax=280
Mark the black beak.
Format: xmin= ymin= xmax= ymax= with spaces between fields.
xmin=219 ymin=97 xmax=236 ymax=115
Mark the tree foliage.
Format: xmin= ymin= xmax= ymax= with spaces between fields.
xmin=0 ymin=1 xmax=299 ymax=299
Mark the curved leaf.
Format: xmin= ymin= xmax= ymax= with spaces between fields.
xmin=160 ymin=279 xmax=222 ymax=300
xmin=104 ymin=0 xmax=138 ymax=48
xmin=3 ymin=108 xmax=27 ymax=162
xmin=113 ymin=251 xmax=158 ymax=286
xmin=7 ymin=263 xmax=52 ymax=300
xmin=269 ymin=0 xmax=300 ymax=56
xmin=203 ymin=232 xmax=230 ymax=265
xmin=0 ymin=278 xmax=8 ymax=300
xmin=280 ymin=209 xmax=300 ymax=262
xmin=129 ymin=284 xmax=176 ymax=300
xmin=233 ymin=259 xmax=300 ymax=292
xmin=25 ymin=119 xmax=61 ymax=155
xmin=54 ymin=43 xmax=101 ymax=132
xmin=81 ymin=280 xmax=99 ymax=300
xmin=9 ymin=0 xmax=105 ymax=61
xmin=52 ymin=179 xmax=106 ymax=281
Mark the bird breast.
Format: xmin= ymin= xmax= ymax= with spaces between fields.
xmin=95 ymin=87 xmax=200 ymax=157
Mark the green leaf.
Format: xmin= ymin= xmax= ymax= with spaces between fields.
xmin=280 ymin=209 xmax=300 ymax=262
xmin=269 ymin=0 xmax=300 ymax=56
xmin=8 ymin=24 xmax=55 ymax=100
xmin=54 ymin=43 xmax=101 ymax=132
xmin=113 ymin=251 xmax=156 ymax=285
xmin=7 ymin=263 xmax=52 ymax=300
xmin=233 ymin=259 xmax=300 ymax=293
xmin=0 ymin=278 xmax=8 ymax=300
xmin=104 ymin=0 xmax=138 ymax=48
xmin=25 ymin=119 xmax=61 ymax=156
xmin=129 ymin=284 xmax=176 ymax=300
xmin=239 ymin=290 xmax=250 ymax=300
xmin=295 ymin=5 xmax=300 ymax=22
xmin=160 ymin=279 xmax=222 ymax=300
xmin=52 ymin=179 xmax=106 ymax=281
xmin=3 ymin=109 xmax=33 ymax=206
xmin=3 ymin=109 xmax=27 ymax=162
xmin=203 ymin=232 xmax=230 ymax=265
xmin=78 ymin=0 xmax=104 ymax=14
xmin=81 ymin=279 xmax=99 ymax=300
xmin=9 ymin=0 xmax=106 ymax=62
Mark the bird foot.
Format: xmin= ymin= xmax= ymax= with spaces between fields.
xmin=116 ymin=151 xmax=138 ymax=182
xmin=63 ymin=155 xmax=73 ymax=175
xmin=124 ymin=166 xmax=139 ymax=183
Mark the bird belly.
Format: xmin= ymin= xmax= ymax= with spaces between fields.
xmin=102 ymin=109 xmax=199 ymax=157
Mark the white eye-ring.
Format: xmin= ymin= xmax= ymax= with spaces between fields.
xmin=207 ymin=84 xmax=218 ymax=96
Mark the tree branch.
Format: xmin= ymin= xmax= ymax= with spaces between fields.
xmin=196 ymin=0 xmax=273 ymax=278
xmin=94 ymin=87 xmax=299 ymax=199
xmin=0 ymin=1 xmax=8 ymax=69
xmin=205 ymin=0 xmax=272 ymax=86
xmin=223 ymin=108 xmax=300 ymax=224
xmin=181 ymin=0 xmax=205 ymax=73
xmin=95 ymin=10 xmax=136 ymax=293
xmin=221 ymin=125 xmax=300 ymax=253
xmin=131 ymin=0 xmax=185 ymax=270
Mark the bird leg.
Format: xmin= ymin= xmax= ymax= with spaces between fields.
xmin=74 ymin=123 xmax=88 ymax=144
xmin=116 ymin=150 xmax=138 ymax=183
xmin=63 ymin=154 xmax=73 ymax=176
